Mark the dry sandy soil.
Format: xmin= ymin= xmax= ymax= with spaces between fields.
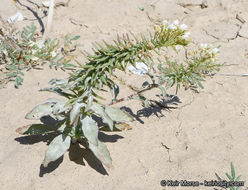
xmin=1 ymin=0 xmax=248 ymax=189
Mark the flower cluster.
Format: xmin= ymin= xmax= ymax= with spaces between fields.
xmin=161 ymin=19 xmax=190 ymax=40
xmin=198 ymin=43 xmax=220 ymax=63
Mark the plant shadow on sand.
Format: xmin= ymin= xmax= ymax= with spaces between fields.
xmin=14 ymin=94 xmax=180 ymax=176
xmin=14 ymin=116 xmax=123 ymax=176
xmin=122 ymin=94 xmax=181 ymax=124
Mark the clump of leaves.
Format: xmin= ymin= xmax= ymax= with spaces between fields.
xmin=0 ymin=19 xmax=80 ymax=88
xmin=225 ymin=162 xmax=244 ymax=190
xmin=17 ymin=20 xmax=221 ymax=170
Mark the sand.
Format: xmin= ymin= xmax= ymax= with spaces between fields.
xmin=1 ymin=0 xmax=248 ymax=189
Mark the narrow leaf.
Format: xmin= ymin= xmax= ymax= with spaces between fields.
xmin=231 ymin=162 xmax=235 ymax=179
xmin=71 ymin=35 xmax=80 ymax=41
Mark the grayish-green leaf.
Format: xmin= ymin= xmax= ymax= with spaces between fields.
xmin=89 ymin=103 xmax=113 ymax=131
xmin=81 ymin=116 xmax=98 ymax=146
xmin=88 ymin=141 xmax=112 ymax=168
xmin=70 ymin=101 xmax=84 ymax=125
xmin=105 ymin=106 xmax=134 ymax=122
xmin=43 ymin=134 xmax=71 ymax=167
xmin=158 ymin=85 xmax=166 ymax=97
xmin=25 ymin=102 xmax=54 ymax=120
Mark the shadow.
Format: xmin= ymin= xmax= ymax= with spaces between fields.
xmin=40 ymin=115 xmax=61 ymax=128
xmin=92 ymin=115 xmax=105 ymax=128
xmin=69 ymin=143 xmax=85 ymax=166
xmin=15 ymin=116 xmax=61 ymax=145
xmin=15 ymin=132 xmax=58 ymax=145
xmin=121 ymin=106 xmax=144 ymax=124
xmin=123 ymin=94 xmax=181 ymax=120
xmin=16 ymin=0 xmax=46 ymax=34
xmin=98 ymin=132 xmax=124 ymax=143
xmin=39 ymin=156 xmax=64 ymax=177
xmin=26 ymin=0 xmax=40 ymax=9
xmin=69 ymin=143 xmax=108 ymax=175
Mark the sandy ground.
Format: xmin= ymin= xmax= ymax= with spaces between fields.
xmin=1 ymin=0 xmax=248 ymax=189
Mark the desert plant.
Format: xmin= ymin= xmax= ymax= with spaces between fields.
xmin=0 ymin=20 xmax=79 ymax=87
xmin=16 ymin=20 xmax=221 ymax=169
xmin=225 ymin=162 xmax=244 ymax=190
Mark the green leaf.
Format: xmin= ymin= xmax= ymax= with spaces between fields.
xmin=113 ymin=84 xmax=119 ymax=99
xmin=226 ymin=173 xmax=233 ymax=181
xmin=70 ymin=35 xmax=80 ymax=41
xmin=231 ymin=162 xmax=235 ymax=179
xmin=158 ymin=85 xmax=166 ymax=97
xmin=40 ymin=87 xmax=74 ymax=98
xmin=88 ymin=140 xmax=112 ymax=168
xmin=16 ymin=124 xmax=55 ymax=135
xmin=43 ymin=134 xmax=71 ymax=167
xmin=105 ymin=106 xmax=134 ymax=122
xmin=236 ymin=175 xmax=241 ymax=181
xmin=25 ymin=102 xmax=55 ymax=120
xmin=143 ymin=99 xmax=150 ymax=108
xmin=81 ymin=116 xmax=98 ymax=146
xmin=197 ymin=80 xmax=204 ymax=89
xmin=192 ymin=73 xmax=204 ymax=81
xmin=49 ymin=78 xmax=69 ymax=87
xmin=6 ymin=73 xmax=17 ymax=78
xmin=15 ymin=75 xmax=23 ymax=88
xmin=88 ymin=103 xmax=113 ymax=131
xmin=142 ymin=81 xmax=149 ymax=88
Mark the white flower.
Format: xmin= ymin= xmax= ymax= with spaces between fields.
xmin=32 ymin=49 xmax=37 ymax=54
xmin=51 ymin=51 xmax=57 ymax=58
xmin=200 ymin=43 xmax=208 ymax=49
xmin=128 ymin=62 xmax=148 ymax=76
xmin=162 ymin=20 xmax=169 ymax=26
xmin=168 ymin=24 xmax=177 ymax=30
xmin=182 ymin=31 xmax=190 ymax=39
xmin=179 ymin=24 xmax=187 ymax=31
xmin=36 ymin=40 xmax=44 ymax=49
xmin=175 ymin=45 xmax=181 ymax=51
xmin=31 ymin=56 xmax=39 ymax=61
xmin=173 ymin=20 xmax=179 ymax=26
xmin=212 ymin=48 xmax=219 ymax=54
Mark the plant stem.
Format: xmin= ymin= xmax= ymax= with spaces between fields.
xmin=109 ymin=84 xmax=158 ymax=105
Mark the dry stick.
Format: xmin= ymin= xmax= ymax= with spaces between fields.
xmin=217 ymin=73 xmax=248 ymax=77
xmin=42 ymin=0 xmax=55 ymax=44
